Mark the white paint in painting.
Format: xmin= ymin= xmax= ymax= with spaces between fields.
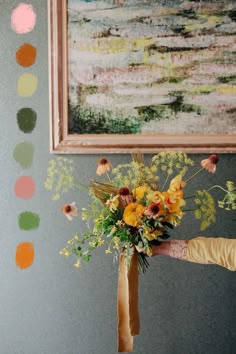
xmin=68 ymin=0 xmax=114 ymax=11
xmin=86 ymin=93 xmax=176 ymax=108
xmin=141 ymin=112 xmax=236 ymax=134
xmin=69 ymin=48 xmax=144 ymax=69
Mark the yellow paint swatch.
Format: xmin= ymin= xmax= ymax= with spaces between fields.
xmin=17 ymin=73 xmax=38 ymax=97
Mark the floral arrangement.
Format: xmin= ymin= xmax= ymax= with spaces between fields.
xmin=45 ymin=152 xmax=235 ymax=273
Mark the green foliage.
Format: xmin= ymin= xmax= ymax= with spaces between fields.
xmin=194 ymin=190 xmax=216 ymax=231
xmin=44 ymin=157 xmax=75 ymax=200
xmin=218 ymin=181 xmax=236 ymax=210
xmin=112 ymin=160 xmax=159 ymax=190
xmin=151 ymin=151 xmax=194 ymax=177
xmin=69 ymin=104 xmax=142 ymax=134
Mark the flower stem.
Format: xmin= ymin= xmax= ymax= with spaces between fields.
xmin=182 ymin=208 xmax=196 ymax=212
xmin=207 ymin=185 xmax=228 ymax=193
xmin=161 ymin=173 xmax=170 ymax=191
xmin=184 ymin=195 xmax=196 ymax=200
xmin=106 ymin=171 xmax=112 ymax=182
xmin=73 ymin=180 xmax=89 ymax=191
xmin=185 ymin=168 xmax=204 ymax=183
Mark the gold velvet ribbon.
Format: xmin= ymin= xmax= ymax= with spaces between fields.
xmin=117 ymin=251 xmax=140 ymax=352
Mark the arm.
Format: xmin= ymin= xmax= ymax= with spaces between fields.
xmin=152 ymin=240 xmax=188 ymax=260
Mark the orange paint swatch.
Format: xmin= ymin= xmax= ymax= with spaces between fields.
xmin=16 ymin=242 xmax=34 ymax=269
xmin=16 ymin=43 xmax=36 ymax=67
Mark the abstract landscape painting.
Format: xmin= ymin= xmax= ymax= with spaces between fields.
xmin=68 ymin=0 xmax=236 ymax=134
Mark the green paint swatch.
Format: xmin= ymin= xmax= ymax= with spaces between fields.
xmin=17 ymin=108 xmax=37 ymax=133
xmin=18 ymin=211 xmax=40 ymax=230
xmin=17 ymin=73 xmax=38 ymax=97
xmin=13 ymin=142 xmax=34 ymax=168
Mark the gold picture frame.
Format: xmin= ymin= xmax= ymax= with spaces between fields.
xmin=48 ymin=0 xmax=236 ymax=153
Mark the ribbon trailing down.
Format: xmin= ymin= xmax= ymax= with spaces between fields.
xmin=117 ymin=251 xmax=140 ymax=352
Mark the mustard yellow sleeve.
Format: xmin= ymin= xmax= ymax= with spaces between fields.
xmin=186 ymin=237 xmax=236 ymax=271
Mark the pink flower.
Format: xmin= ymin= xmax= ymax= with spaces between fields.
xmin=96 ymin=157 xmax=112 ymax=176
xmin=118 ymin=187 xmax=133 ymax=206
xmin=144 ymin=202 xmax=160 ymax=218
xmin=61 ymin=202 xmax=78 ymax=221
xmin=201 ymin=154 xmax=219 ymax=173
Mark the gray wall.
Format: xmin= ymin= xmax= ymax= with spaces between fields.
xmin=0 ymin=1 xmax=235 ymax=353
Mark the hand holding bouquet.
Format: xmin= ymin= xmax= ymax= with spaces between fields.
xmin=45 ymin=152 xmax=235 ymax=273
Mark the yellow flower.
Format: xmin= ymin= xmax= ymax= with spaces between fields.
xmin=146 ymin=247 xmax=153 ymax=257
xmin=116 ymin=220 xmax=125 ymax=227
xmin=111 ymin=226 xmax=117 ymax=234
xmin=162 ymin=191 xmax=185 ymax=225
xmin=97 ymin=239 xmax=104 ymax=247
xmin=146 ymin=190 xmax=162 ymax=203
xmin=123 ymin=202 xmax=145 ymax=227
xmin=168 ymin=174 xmax=186 ymax=199
xmin=133 ymin=185 xmax=151 ymax=201
xmin=81 ymin=208 xmax=88 ymax=221
xmin=112 ymin=237 xmax=120 ymax=249
xmin=105 ymin=248 xmax=112 ymax=254
xmin=74 ymin=260 xmax=81 ymax=268
xmin=106 ymin=195 xmax=119 ymax=212
xmin=60 ymin=248 xmax=70 ymax=256
xmin=144 ymin=227 xmax=163 ymax=241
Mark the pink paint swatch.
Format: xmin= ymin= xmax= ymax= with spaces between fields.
xmin=14 ymin=176 xmax=35 ymax=199
xmin=11 ymin=3 xmax=36 ymax=34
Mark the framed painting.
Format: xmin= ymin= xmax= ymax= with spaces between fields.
xmin=48 ymin=0 xmax=236 ymax=153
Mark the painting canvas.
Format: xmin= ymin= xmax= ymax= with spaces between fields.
xmin=68 ymin=0 xmax=236 ymax=135
xmin=48 ymin=0 xmax=236 ymax=152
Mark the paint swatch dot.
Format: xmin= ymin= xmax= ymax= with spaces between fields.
xmin=17 ymin=73 xmax=38 ymax=97
xmin=18 ymin=211 xmax=40 ymax=230
xmin=13 ymin=142 xmax=34 ymax=169
xmin=16 ymin=43 xmax=37 ymax=67
xmin=16 ymin=242 xmax=34 ymax=269
xmin=15 ymin=176 xmax=35 ymax=199
xmin=17 ymin=108 xmax=37 ymax=133
xmin=11 ymin=3 xmax=36 ymax=34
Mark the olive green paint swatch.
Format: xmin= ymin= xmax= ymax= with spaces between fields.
xmin=18 ymin=211 xmax=40 ymax=230
xmin=13 ymin=142 xmax=34 ymax=168
xmin=17 ymin=108 xmax=37 ymax=133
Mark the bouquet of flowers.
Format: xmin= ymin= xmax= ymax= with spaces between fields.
xmin=45 ymin=152 xmax=235 ymax=273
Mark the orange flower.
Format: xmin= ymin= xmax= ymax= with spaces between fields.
xmin=201 ymin=154 xmax=219 ymax=173
xmin=162 ymin=192 xmax=185 ymax=225
xmin=61 ymin=202 xmax=78 ymax=221
xmin=96 ymin=157 xmax=112 ymax=175
xmin=123 ymin=202 xmax=145 ymax=227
